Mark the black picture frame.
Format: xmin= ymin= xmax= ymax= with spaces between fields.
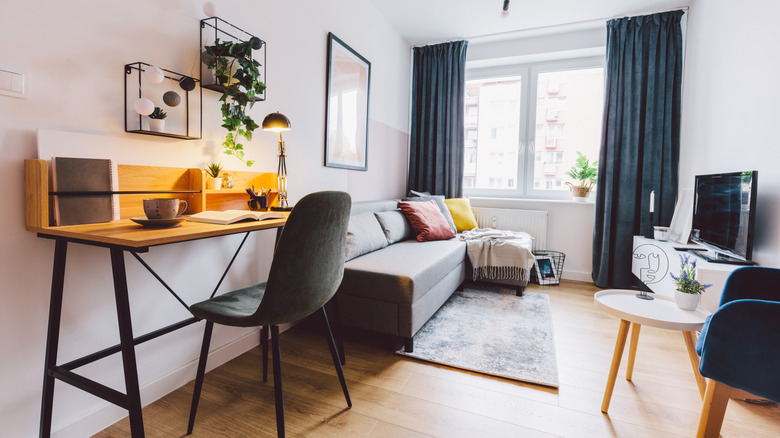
xmin=324 ymin=32 xmax=371 ymax=171
xmin=534 ymin=256 xmax=559 ymax=285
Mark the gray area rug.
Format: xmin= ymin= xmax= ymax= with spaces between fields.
xmin=397 ymin=286 xmax=559 ymax=388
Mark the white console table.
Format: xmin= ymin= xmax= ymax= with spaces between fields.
xmin=631 ymin=236 xmax=746 ymax=313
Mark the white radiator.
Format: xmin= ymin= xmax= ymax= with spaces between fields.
xmin=471 ymin=208 xmax=548 ymax=251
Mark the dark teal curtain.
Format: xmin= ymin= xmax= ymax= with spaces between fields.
xmin=408 ymin=40 xmax=468 ymax=198
xmin=593 ymin=11 xmax=684 ymax=288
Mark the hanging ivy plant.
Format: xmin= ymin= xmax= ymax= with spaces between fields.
xmin=204 ymin=38 xmax=266 ymax=166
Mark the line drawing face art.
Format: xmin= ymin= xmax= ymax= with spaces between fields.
xmin=632 ymin=244 xmax=669 ymax=285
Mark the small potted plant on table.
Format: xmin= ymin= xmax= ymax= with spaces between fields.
xmin=148 ymin=107 xmax=167 ymax=133
xmin=566 ymin=151 xmax=598 ymax=201
xmin=670 ymin=254 xmax=712 ymax=310
xmin=206 ymin=162 xmax=223 ymax=190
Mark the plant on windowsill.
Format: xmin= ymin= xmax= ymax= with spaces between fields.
xmin=205 ymin=162 xmax=223 ymax=190
xmin=203 ymin=38 xmax=266 ymax=167
xmin=148 ymin=107 xmax=167 ymax=133
xmin=670 ymin=254 xmax=712 ymax=310
xmin=565 ymin=151 xmax=598 ymax=202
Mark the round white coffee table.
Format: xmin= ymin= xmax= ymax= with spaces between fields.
xmin=594 ymin=289 xmax=710 ymax=413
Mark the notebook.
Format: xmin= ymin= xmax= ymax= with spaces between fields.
xmin=52 ymin=157 xmax=119 ymax=226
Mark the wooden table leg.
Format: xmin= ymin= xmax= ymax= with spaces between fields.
xmin=683 ymin=331 xmax=707 ymax=399
xmin=625 ymin=323 xmax=641 ymax=381
xmin=696 ymin=379 xmax=732 ymax=438
xmin=601 ymin=319 xmax=631 ymax=413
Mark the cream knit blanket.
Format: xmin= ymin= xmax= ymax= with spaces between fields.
xmin=459 ymin=228 xmax=536 ymax=281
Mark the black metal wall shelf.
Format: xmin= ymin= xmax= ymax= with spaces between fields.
xmin=200 ymin=17 xmax=266 ymax=102
xmin=124 ymin=62 xmax=202 ymax=140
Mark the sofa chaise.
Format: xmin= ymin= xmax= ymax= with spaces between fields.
xmin=335 ymin=199 xmax=531 ymax=352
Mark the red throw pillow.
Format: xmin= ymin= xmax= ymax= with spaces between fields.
xmin=398 ymin=200 xmax=456 ymax=242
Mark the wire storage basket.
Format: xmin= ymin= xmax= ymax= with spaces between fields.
xmin=531 ymin=250 xmax=565 ymax=285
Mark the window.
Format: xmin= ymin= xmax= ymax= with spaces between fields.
xmin=463 ymin=58 xmax=604 ymax=199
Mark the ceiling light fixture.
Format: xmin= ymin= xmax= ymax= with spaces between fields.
xmin=501 ymin=0 xmax=510 ymax=18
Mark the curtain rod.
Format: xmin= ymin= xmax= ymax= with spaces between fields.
xmin=463 ymin=5 xmax=689 ymax=45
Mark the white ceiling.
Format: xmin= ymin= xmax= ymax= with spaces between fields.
xmin=368 ymin=0 xmax=693 ymax=46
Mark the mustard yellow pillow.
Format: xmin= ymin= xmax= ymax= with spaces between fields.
xmin=444 ymin=197 xmax=478 ymax=232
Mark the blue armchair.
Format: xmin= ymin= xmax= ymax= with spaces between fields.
xmin=695 ymin=267 xmax=780 ymax=437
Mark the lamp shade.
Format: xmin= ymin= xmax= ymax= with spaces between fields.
xmin=262 ymin=112 xmax=291 ymax=132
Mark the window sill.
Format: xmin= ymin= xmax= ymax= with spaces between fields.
xmin=467 ymin=196 xmax=596 ymax=206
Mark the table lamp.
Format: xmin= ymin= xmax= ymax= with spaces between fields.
xmin=262 ymin=112 xmax=292 ymax=210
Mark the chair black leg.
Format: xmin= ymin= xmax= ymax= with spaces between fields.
xmin=187 ymin=321 xmax=214 ymax=435
xmin=404 ymin=337 xmax=414 ymax=353
xmin=261 ymin=325 xmax=269 ymax=383
xmin=329 ymin=297 xmax=346 ymax=365
xmin=321 ymin=308 xmax=352 ymax=407
xmin=270 ymin=325 xmax=285 ymax=438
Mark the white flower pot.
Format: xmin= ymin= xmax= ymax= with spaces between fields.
xmin=149 ymin=119 xmax=165 ymax=133
xmin=208 ymin=177 xmax=222 ymax=190
xmin=675 ymin=290 xmax=700 ymax=310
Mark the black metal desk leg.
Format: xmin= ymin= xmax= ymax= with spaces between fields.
xmin=39 ymin=240 xmax=68 ymax=438
xmin=110 ymin=248 xmax=145 ymax=437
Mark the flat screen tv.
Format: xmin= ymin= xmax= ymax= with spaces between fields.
xmin=690 ymin=171 xmax=757 ymax=264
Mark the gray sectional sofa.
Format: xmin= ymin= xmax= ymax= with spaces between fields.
xmin=335 ymin=199 xmax=466 ymax=352
xmin=335 ymin=198 xmax=530 ymax=352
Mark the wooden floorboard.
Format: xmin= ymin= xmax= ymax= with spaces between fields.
xmin=94 ymin=281 xmax=780 ymax=437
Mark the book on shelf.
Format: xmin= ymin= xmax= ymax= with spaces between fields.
xmin=52 ymin=157 xmax=120 ymax=226
xmin=188 ymin=210 xmax=285 ymax=225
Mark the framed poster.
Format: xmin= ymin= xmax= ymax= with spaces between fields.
xmin=534 ymin=256 xmax=559 ymax=285
xmin=324 ymin=32 xmax=371 ymax=171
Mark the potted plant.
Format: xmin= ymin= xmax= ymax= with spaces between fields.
xmin=148 ymin=107 xmax=167 ymax=133
xmin=205 ymin=162 xmax=223 ymax=190
xmin=670 ymin=254 xmax=712 ymax=310
xmin=203 ymin=38 xmax=266 ymax=167
xmin=565 ymin=151 xmax=598 ymax=201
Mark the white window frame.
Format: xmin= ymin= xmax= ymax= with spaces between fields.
xmin=464 ymin=56 xmax=605 ymax=200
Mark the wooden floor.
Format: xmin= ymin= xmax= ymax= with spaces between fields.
xmin=97 ymin=281 xmax=779 ymax=437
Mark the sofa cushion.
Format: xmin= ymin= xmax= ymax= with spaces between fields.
xmin=399 ymin=200 xmax=456 ymax=242
xmin=340 ymin=239 xmax=466 ymax=304
xmin=345 ymin=212 xmax=389 ymax=261
xmin=401 ymin=195 xmax=457 ymax=233
xmin=374 ymin=210 xmax=412 ymax=244
xmin=444 ymin=197 xmax=479 ymax=232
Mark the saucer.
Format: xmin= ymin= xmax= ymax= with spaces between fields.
xmin=130 ymin=216 xmax=187 ymax=228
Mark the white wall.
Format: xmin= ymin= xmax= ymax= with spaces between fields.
xmin=680 ymin=0 xmax=780 ymax=268
xmin=0 ymin=1 xmax=409 ymax=436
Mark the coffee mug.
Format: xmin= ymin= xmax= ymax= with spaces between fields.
xmin=143 ymin=198 xmax=188 ymax=220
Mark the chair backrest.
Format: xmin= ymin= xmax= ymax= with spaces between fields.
xmin=249 ymin=191 xmax=351 ymax=326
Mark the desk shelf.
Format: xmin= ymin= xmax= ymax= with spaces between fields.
xmin=24 ymin=159 xmax=278 ymax=229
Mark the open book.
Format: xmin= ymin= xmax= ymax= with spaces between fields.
xmin=188 ymin=210 xmax=285 ymax=225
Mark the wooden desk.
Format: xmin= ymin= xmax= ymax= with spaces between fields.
xmin=35 ymin=217 xmax=287 ymax=438
xmin=25 ymin=159 xmax=286 ymax=438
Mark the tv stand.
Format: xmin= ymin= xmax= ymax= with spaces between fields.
xmin=632 ymin=236 xmax=756 ymax=312
xmin=691 ymin=251 xmax=757 ymax=266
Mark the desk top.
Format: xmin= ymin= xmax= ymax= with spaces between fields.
xmin=30 ymin=215 xmax=288 ymax=250
xmin=594 ymin=289 xmax=709 ymax=331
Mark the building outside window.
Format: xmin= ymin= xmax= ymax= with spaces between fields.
xmin=463 ymin=58 xmax=604 ymax=199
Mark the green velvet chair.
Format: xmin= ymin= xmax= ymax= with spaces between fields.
xmin=186 ymin=191 xmax=352 ymax=437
